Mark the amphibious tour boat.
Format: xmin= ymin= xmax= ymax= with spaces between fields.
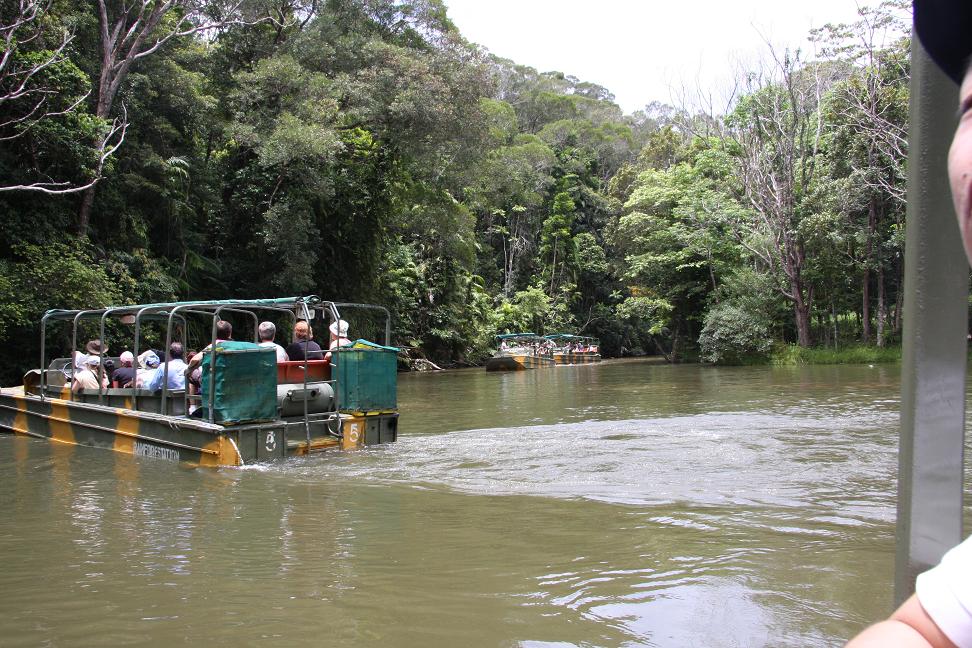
xmin=0 ymin=296 xmax=399 ymax=467
xmin=544 ymin=333 xmax=602 ymax=365
xmin=484 ymin=333 xmax=555 ymax=371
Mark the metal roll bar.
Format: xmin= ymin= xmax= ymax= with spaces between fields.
xmin=31 ymin=295 xmax=383 ymax=451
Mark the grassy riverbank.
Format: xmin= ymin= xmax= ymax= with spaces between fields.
xmin=767 ymin=344 xmax=901 ymax=366
xmin=712 ymin=343 xmax=902 ymax=366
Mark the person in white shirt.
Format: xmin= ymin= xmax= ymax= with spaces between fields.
xmin=257 ymin=321 xmax=288 ymax=362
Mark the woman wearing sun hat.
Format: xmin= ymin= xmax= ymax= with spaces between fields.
xmin=328 ymin=319 xmax=351 ymax=350
xmin=71 ymin=354 xmax=108 ymax=392
xmin=135 ymin=350 xmax=161 ymax=388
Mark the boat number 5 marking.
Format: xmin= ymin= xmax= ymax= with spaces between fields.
xmin=349 ymin=423 xmax=360 ymax=444
xmin=265 ymin=430 xmax=277 ymax=452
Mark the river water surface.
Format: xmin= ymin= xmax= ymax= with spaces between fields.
xmin=0 ymin=360 xmax=966 ymax=646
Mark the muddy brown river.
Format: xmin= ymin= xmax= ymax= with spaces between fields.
xmin=1 ymin=359 xmax=967 ymax=646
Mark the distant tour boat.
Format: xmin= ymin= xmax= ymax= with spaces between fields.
xmin=484 ymin=333 xmax=555 ymax=371
xmin=544 ymin=334 xmax=602 ymax=365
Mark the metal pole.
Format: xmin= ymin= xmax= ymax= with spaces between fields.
xmin=896 ymin=30 xmax=968 ymax=605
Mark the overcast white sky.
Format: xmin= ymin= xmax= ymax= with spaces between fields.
xmin=442 ymin=1 xmax=891 ymax=114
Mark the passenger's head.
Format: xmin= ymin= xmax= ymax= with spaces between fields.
xmin=915 ymin=0 xmax=972 ymax=262
xmin=258 ymin=321 xmax=276 ymax=342
xmin=140 ymin=351 xmax=160 ymax=369
xmin=119 ymin=351 xmax=134 ymax=367
xmin=216 ymin=320 xmax=232 ymax=340
xmin=294 ymin=320 xmax=312 ymax=341
xmin=168 ymin=342 xmax=183 ymax=360
xmin=329 ymin=319 xmax=349 ymax=339
xmin=85 ymin=339 xmax=108 ymax=355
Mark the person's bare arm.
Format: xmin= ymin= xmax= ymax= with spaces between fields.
xmin=846 ymin=594 xmax=957 ymax=648
xmin=186 ymin=351 xmax=203 ymax=372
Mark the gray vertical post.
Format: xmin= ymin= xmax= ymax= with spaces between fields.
xmin=896 ymin=30 xmax=967 ymax=605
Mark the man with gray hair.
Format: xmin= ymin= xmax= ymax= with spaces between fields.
xmin=257 ymin=321 xmax=288 ymax=363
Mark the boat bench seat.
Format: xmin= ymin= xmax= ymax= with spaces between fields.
xmin=73 ymin=388 xmax=188 ymax=415
xmin=278 ymin=360 xmax=330 ymax=384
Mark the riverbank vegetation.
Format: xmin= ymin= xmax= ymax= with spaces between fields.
xmin=769 ymin=344 xmax=901 ymax=366
xmin=0 ymin=0 xmax=911 ymax=379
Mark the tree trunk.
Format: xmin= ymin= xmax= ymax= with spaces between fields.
xmin=792 ymin=278 xmax=812 ymax=347
xmin=876 ymin=266 xmax=886 ymax=347
xmin=77 ymin=184 xmax=96 ymax=236
xmin=548 ymin=240 xmax=557 ymax=296
xmin=817 ymin=309 xmax=828 ymax=347
xmin=894 ymin=271 xmax=903 ymax=334
xmin=651 ymin=337 xmax=672 ymax=363
xmin=862 ymin=197 xmax=877 ymax=343
xmin=861 ymin=269 xmax=870 ymax=343
xmin=670 ymin=322 xmax=681 ymax=362
xmin=831 ymin=299 xmax=838 ymax=349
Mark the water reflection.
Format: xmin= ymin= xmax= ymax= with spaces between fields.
xmin=0 ymin=360 xmax=960 ymax=647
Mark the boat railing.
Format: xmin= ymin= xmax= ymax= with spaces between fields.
xmin=34 ymin=296 xmax=395 ymax=448
xmin=31 ymin=296 xmax=391 ymax=445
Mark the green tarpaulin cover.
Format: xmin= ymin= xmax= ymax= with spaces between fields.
xmin=200 ymin=341 xmax=277 ymax=424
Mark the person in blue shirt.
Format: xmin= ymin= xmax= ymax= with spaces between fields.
xmin=147 ymin=342 xmax=188 ymax=391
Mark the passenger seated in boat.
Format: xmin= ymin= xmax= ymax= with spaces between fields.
xmin=323 ymin=319 xmax=351 ymax=364
xmin=257 ymin=321 xmax=288 ymax=362
xmin=286 ymin=320 xmax=323 ymax=361
xmin=147 ymin=342 xmax=188 ymax=391
xmin=328 ymin=319 xmax=351 ymax=350
xmin=135 ymin=351 xmax=160 ymax=388
xmin=112 ymin=351 xmax=136 ymax=387
xmin=186 ymin=321 xmax=233 ymax=392
xmin=72 ymin=354 xmax=108 ymax=392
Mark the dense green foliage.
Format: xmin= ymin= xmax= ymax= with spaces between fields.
xmin=0 ymin=0 xmax=911 ymax=380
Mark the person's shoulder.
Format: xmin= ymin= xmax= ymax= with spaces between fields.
xmin=939 ymin=534 xmax=972 ymax=565
xmin=914 ymin=535 xmax=972 ymax=647
xmin=285 ymin=342 xmax=303 ymax=360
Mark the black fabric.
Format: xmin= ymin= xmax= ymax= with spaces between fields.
xmin=286 ymin=340 xmax=324 ymax=361
xmin=914 ymin=0 xmax=972 ymax=84
xmin=111 ymin=366 xmax=136 ymax=387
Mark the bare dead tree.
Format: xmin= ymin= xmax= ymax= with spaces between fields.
xmin=0 ymin=0 xmax=127 ymax=194
xmin=0 ymin=107 xmax=127 ymax=194
xmin=76 ymin=0 xmax=266 ymax=235
xmin=0 ymin=0 xmax=74 ymax=133
xmin=724 ymin=48 xmax=842 ymax=347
